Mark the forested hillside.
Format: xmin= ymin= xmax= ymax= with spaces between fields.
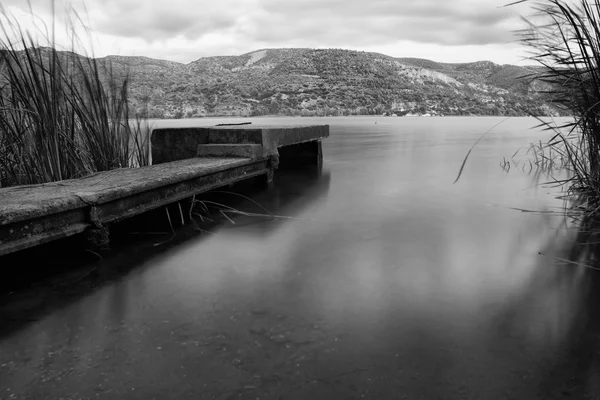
xmin=99 ymin=48 xmax=563 ymax=118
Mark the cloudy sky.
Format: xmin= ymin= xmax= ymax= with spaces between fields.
xmin=5 ymin=0 xmax=544 ymax=65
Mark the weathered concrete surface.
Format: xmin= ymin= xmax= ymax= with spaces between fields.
xmin=151 ymin=127 xmax=210 ymax=164
xmin=0 ymin=221 xmax=89 ymax=256
xmin=0 ymin=183 xmax=89 ymax=226
xmin=208 ymin=128 xmax=264 ymax=145
xmin=209 ymin=125 xmax=329 ymax=158
xmin=0 ymin=158 xmax=268 ymax=256
xmin=82 ymin=225 xmax=110 ymax=250
xmin=0 ymin=124 xmax=329 ymax=256
xmin=197 ymin=144 xmax=263 ymax=159
xmin=153 ymin=125 xmax=329 ymax=163
xmin=89 ymin=161 xmax=268 ymax=225
xmin=0 ymin=158 xmax=255 ymax=226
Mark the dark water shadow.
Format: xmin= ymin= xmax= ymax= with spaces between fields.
xmin=200 ymin=166 xmax=331 ymax=235
xmin=483 ymin=160 xmax=600 ymax=396
xmin=522 ymin=208 xmax=600 ymax=398
xmin=0 ymin=167 xmax=331 ymax=339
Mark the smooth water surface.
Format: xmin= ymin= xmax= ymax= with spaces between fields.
xmin=2 ymin=116 xmax=600 ymax=399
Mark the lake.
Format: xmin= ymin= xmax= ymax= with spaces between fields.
xmin=2 ymin=116 xmax=600 ymax=399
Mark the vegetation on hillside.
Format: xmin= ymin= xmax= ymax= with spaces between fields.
xmin=0 ymin=6 xmax=148 ymax=188
xmin=106 ymin=48 xmax=567 ymax=119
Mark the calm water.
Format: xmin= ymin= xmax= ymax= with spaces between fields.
xmin=2 ymin=116 xmax=600 ymax=399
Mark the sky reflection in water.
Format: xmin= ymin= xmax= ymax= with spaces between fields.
xmin=2 ymin=116 xmax=599 ymax=398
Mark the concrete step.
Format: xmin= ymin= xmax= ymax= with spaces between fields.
xmin=197 ymin=143 xmax=263 ymax=159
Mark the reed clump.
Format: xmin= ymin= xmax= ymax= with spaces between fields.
xmin=0 ymin=5 xmax=148 ymax=188
xmin=514 ymin=0 xmax=600 ymax=215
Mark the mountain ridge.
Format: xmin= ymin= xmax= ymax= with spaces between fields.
xmin=35 ymin=47 xmax=564 ymax=118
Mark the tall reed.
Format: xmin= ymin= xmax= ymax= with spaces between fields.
xmin=0 ymin=4 xmax=148 ymax=188
xmin=514 ymin=0 xmax=600 ymax=214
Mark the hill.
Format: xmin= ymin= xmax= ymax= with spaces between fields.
xmin=97 ymin=48 xmax=564 ymax=118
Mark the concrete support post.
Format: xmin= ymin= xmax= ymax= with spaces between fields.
xmin=82 ymin=224 xmax=110 ymax=250
xmin=85 ymin=206 xmax=110 ymax=250
xmin=254 ymin=170 xmax=275 ymax=189
xmin=316 ymin=140 xmax=323 ymax=170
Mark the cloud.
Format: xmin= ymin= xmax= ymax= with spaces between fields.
xmin=83 ymin=0 xmax=247 ymax=41
xmin=1 ymin=0 xmax=541 ymax=64
xmin=262 ymin=0 xmax=526 ymax=48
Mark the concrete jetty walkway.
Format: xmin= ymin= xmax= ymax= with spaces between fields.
xmin=0 ymin=124 xmax=329 ymax=256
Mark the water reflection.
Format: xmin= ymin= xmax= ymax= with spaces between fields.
xmin=0 ymin=168 xmax=331 ymax=339
xmin=207 ymin=167 xmax=332 ymax=236
xmin=2 ymin=117 xmax=600 ymax=399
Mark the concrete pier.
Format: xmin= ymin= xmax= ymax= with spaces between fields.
xmin=0 ymin=125 xmax=328 ymax=256
xmin=151 ymin=124 xmax=329 ymax=164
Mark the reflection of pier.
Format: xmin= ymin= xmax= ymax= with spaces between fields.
xmin=195 ymin=167 xmax=332 ymax=238
xmin=0 ymin=125 xmax=329 ymax=256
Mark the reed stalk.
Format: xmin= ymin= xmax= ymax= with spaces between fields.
xmin=513 ymin=0 xmax=600 ymax=214
xmin=0 ymin=3 xmax=148 ymax=188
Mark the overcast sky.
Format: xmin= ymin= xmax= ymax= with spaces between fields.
xmin=4 ymin=0 xmax=546 ymax=65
